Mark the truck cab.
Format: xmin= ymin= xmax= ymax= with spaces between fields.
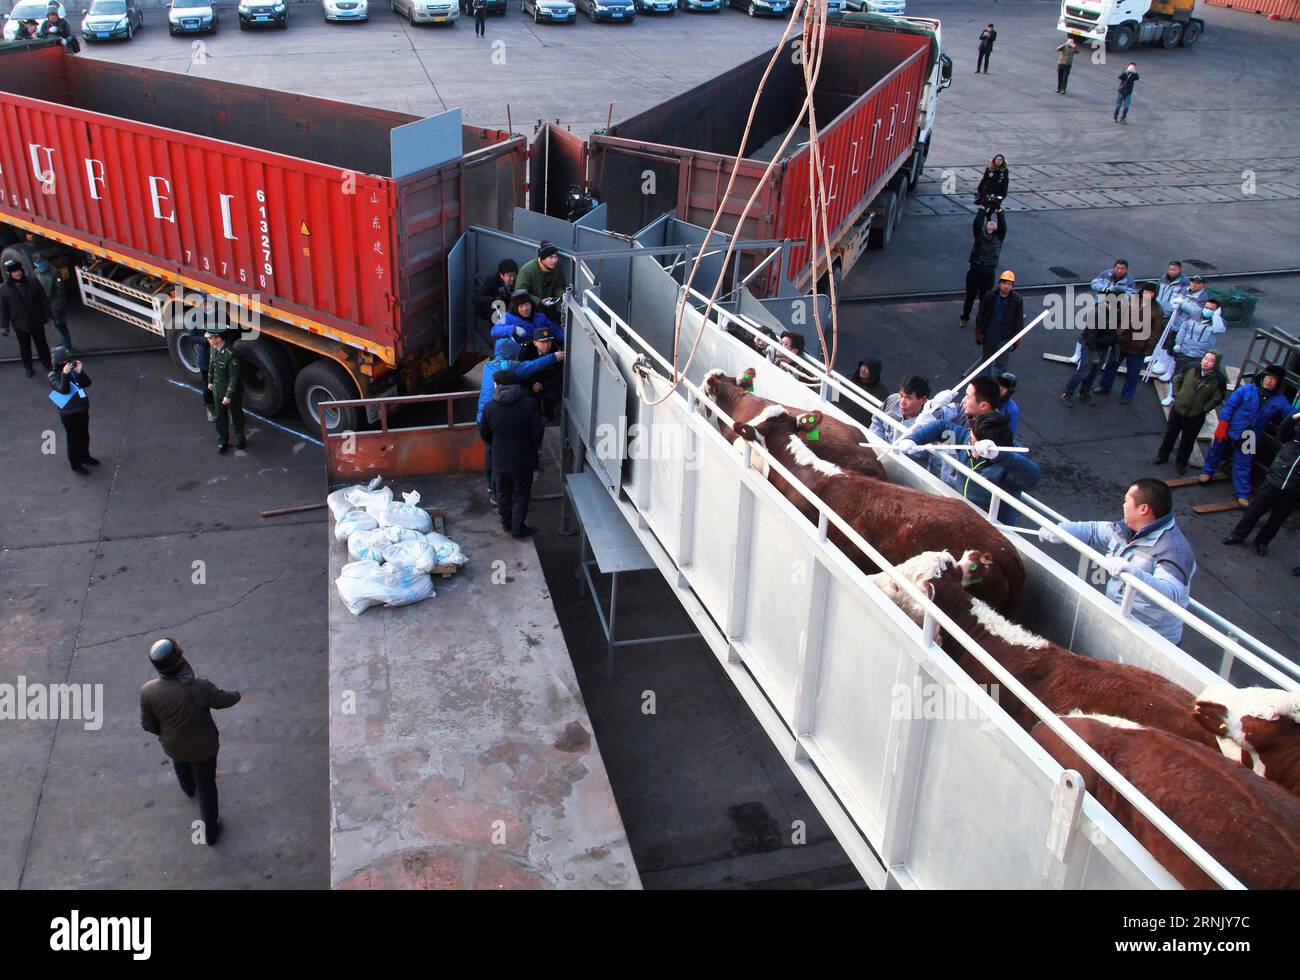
xmin=1058 ymin=0 xmax=1203 ymax=52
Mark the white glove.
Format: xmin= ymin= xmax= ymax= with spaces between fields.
xmin=1103 ymin=555 xmax=1132 ymax=578
xmin=1038 ymin=526 xmax=1063 ymax=545
xmin=1172 ymin=345 xmax=1182 ymax=354
xmin=892 ymin=438 xmax=918 ymax=455
xmin=929 ymin=388 xmax=956 ymax=409
xmin=972 ymin=439 xmax=999 ymax=459
xmin=1170 ymin=297 xmax=1183 ymax=310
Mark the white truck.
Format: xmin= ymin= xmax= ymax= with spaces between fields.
xmin=1058 ymin=0 xmax=1204 ymax=52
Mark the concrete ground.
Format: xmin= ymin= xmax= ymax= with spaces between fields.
xmin=1 ymin=0 xmax=1295 ymax=889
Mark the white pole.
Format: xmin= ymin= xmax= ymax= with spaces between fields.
xmin=954 ymin=309 xmax=1049 ymax=393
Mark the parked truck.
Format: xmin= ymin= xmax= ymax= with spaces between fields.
xmin=0 ymin=41 xmax=524 ymax=433
xmin=547 ymin=14 xmax=949 ymax=297
xmin=1058 ymin=0 xmax=1204 ymax=52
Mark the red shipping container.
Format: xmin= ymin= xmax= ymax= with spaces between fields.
xmin=1202 ymin=0 xmax=1299 ymax=17
xmin=0 ymin=45 xmax=524 ymax=369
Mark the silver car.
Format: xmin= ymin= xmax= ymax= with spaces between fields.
xmin=323 ymin=0 xmax=368 ymax=20
xmin=522 ymin=0 xmax=575 ymax=20
xmin=391 ymin=0 xmax=460 ymax=24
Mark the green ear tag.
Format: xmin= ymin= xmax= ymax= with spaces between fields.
xmin=805 ymin=426 xmax=821 ymax=441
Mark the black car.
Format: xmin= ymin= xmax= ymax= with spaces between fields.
xmin=81 ymin=0 xmax=144 ymax=41
xmin=458 ymin=0 xmax=506 ymax=13
xmin=726 ymin=0 xmax=790 ymax=14
xmin=238 ymin=0 xmax=288 ymax=28
xmin=574 ymin=0 xmax=635 ymax=20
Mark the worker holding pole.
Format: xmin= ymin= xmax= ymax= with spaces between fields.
xmin=973 ymin=270 xmax=1023 ymax=378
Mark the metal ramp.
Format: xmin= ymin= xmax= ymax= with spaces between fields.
xmin=557 ymin=251 xmax=1300 ymax=890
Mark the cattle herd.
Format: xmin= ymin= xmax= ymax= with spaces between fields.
xmin=700 ymin=368 xmax=1300 ymax=890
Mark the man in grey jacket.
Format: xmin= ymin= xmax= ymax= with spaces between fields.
xmin=1155 ymin=261 xmax=1190 ymax=316
xmin=870 ymin=374 xmax=931 ymax=448
xmin=1039 ymin=478 xmax=1196 ymax=644
xmin=1172 ymin=296 xmax=1226 ymax=378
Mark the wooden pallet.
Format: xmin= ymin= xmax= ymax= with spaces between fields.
xmin=1164 ymin=472 xmax=1229 ymax=489
xmin=423 ymin=507 xmax=463 ymax=579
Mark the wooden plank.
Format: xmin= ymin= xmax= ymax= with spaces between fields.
xmin=1193 ymin=499 xmax=1249 ymax=515
xmin=1164 ymin=472 xmax=1229 ymax=489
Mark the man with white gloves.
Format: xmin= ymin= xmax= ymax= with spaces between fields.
xmin=1037 ymin=478 xmax=1196 ymax=644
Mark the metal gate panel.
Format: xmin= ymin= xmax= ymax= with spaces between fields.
xmin=446 ymin=233 xmax=467 ymax=363
xmin=567 ymin=306 xmax=626 ymax=495
xmin=684 ymin=439 xmax=748 ymax=624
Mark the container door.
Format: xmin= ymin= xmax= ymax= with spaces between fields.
xmin=446 ymin=233 xmax=468 ymax=364
xmin=530 ymin=123 xmax=589 ymax=219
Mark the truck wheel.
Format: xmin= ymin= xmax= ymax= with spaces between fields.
xmin=165 ymin=326 xmax=207 ymax=382
xmin=1161 ymin=22 xmax=1182 ymax=48
xmin=1181 ymin=19 xmax=1202 ymax=45
xmin=1106 ymin=23 xmax=1135 ymax=52
xmin=294 ymin=359 xmax=362 ymax=435
xmin=233 ymin=336 xmax=294 ymax=416
xmin=868 ymin=189 xmax=897 ymax=250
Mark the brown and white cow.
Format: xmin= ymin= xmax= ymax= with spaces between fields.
xmin=1194 ymin=684 xmax=1300 ymax=799
xmin=1031 ymin=714 xmax=1300 ymax=890
xmin=736 ymin=412 xmax=1024 ymax=613
xmin=701 ymin=370 xmax=886 ymax=481
xmin=872 ymin=551 xmax=1214 ymax=747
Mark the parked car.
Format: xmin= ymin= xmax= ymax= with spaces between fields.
xmin=575 ymin=0 xmax=635 ymax=21
xmin=634 ymin=0 xmax=674 ymax=12
xmin=458 ymin=0 xmax=506 ymax=13
xmin=676 ymin=0 xmax=720 ymax=10
xmin=168 ymin=0 xmax=217 ymax=33
xmin=725 ymin=0 xmax=789 ymax=14
xmin=323 ymin=0 xmax=368 ymax=20
xmin=391 ymin=0 xmax=459 ymax=24
xmin=521 ymin=0 xmax=574 ymax=20
xmin=81 ymin=0 xmax=144 ymax=41
xmin=237 ymin=0 xmax=288 ymax=28
xmin=846 ymin=0 xmax=905 ymax=11
xmin=3 ymin=0 xmax=66 ymax=40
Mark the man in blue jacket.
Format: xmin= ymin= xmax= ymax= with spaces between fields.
xmin=490 ymin=289 xmax=564 ymax=356
xmin=478 ymin=336 xmax=563 ymax=496
xmin=1200 ymin=364 xmax=1293 ymax=506
xmin=897 ymin=410 xmax=1040 ymax=523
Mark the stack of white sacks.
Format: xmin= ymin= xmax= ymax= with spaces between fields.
xmin=327 ymin=477 xmax=468 ymax=616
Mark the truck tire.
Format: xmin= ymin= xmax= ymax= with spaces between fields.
xmin=294 ymin=359 xmax=362 ymax=435
xmin=165 ymin=325 xmax=207 ymax=382
xmin=906 ymin=142 xmax=928 ymax=191
xmin=233 ymin=336 xmax=294 ymax=417
xmin=1105 ymin=23 xmax=1135 ymax=52
xmin=1181 ymin=19 xmax=1202 ymax=45
xmin=868 ymin=189 xmax=897 ymax=250
xmin=1161 ymin=22 xmax=1182 ymax=48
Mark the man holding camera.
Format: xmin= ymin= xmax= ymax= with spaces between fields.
xmin=48 ymin=345 xmax=98 ymax=474
xmin=515 ymin=241 xmax=567 ymax=321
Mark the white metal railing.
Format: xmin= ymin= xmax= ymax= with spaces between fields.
xmin=695 ymin=288 xmax=1300 ymax=691
xmin=580 ymin=286 xmax=1252 ymax=889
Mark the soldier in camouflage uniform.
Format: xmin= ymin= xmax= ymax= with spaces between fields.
xmin=206 ymin=326 xmax=245 ymax=453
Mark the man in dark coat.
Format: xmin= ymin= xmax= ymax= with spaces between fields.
xmin=974 ymin=269 xmax=1023 ymax=375
xmin=0 ymin=257 xmax=54 ymax=377
xmin=48 ymin=345 xmax=98 ymax=474
xmin=1152 ymin=350 xmax=1227 ymax=476
xmin=525 ymin=327 xmax=564 ymax=423
xmin=1223 ymin=413 xmax=1300 ymax=556
xmin=474 ymin=258 xmax=518 ymax=324
xmin=139 ymin=637 xmax=241 ymax=846
xmin=976 ymin=23 xmax=996 ymax=73
xmin=479 ymin=369 xmax=545 ymax=538
xmin=959 ymin=205 xmax=1005 ymax=328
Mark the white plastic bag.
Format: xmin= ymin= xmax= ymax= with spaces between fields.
xmin=346 ymin=482 xmax=393 ymax=512
xmin=424 ymin=530 xmax=468 ymax=567
xmin=327 ymin=476 xmax=385 ymax=520
xmin=367 ymin=490 xmax=433 ymax=533
xmin=1145 ymin=347 xmax=1175 ymax=383
xmin=334 ymin=510 xmax=379 ymax=542
xmin=347 ymin=528 xmax=390 ymax=563
xmin=380 ymin=538 xmax=439 ymax=574
xmin=335 ymin=559 xmax=435 ymax=616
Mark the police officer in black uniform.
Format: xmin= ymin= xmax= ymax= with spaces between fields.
xmin=0 ymin=257 xmax=54 ymax=377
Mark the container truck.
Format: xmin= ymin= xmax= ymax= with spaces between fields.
xmin=566 ymin=14 xmax=949 ymax=296
xmin=0 ymin=41 xmax=524 ymax=433
xmin=1058 ymin=0 xmax=1205 ymax=51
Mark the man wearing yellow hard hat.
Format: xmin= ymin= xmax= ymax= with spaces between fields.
xmin=974 ymin=269 xmax=1024 ymax=376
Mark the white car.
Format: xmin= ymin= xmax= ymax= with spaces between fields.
xmin=3 ymin=0 xmax=67 ymax=40
xmin=848 ymin=0 xmax=906 ymax=12
xmin=323 ymin=0 xmax=368 ymax=19
xmin=391 ymin=0 xmax=460 ymax=24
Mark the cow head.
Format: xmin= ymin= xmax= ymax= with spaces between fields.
xmin=795 ymin=410 xmax=823 ymax=442
xmin=869 ymin=551 xmax=960 ymax=626
xmin=1195 ymin=684 xmax=1300 ymax=778
xmin=737 ymin=367 xmax=756 ymax=392
xmin=958 ymin=549 xmax=995 ymax=589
